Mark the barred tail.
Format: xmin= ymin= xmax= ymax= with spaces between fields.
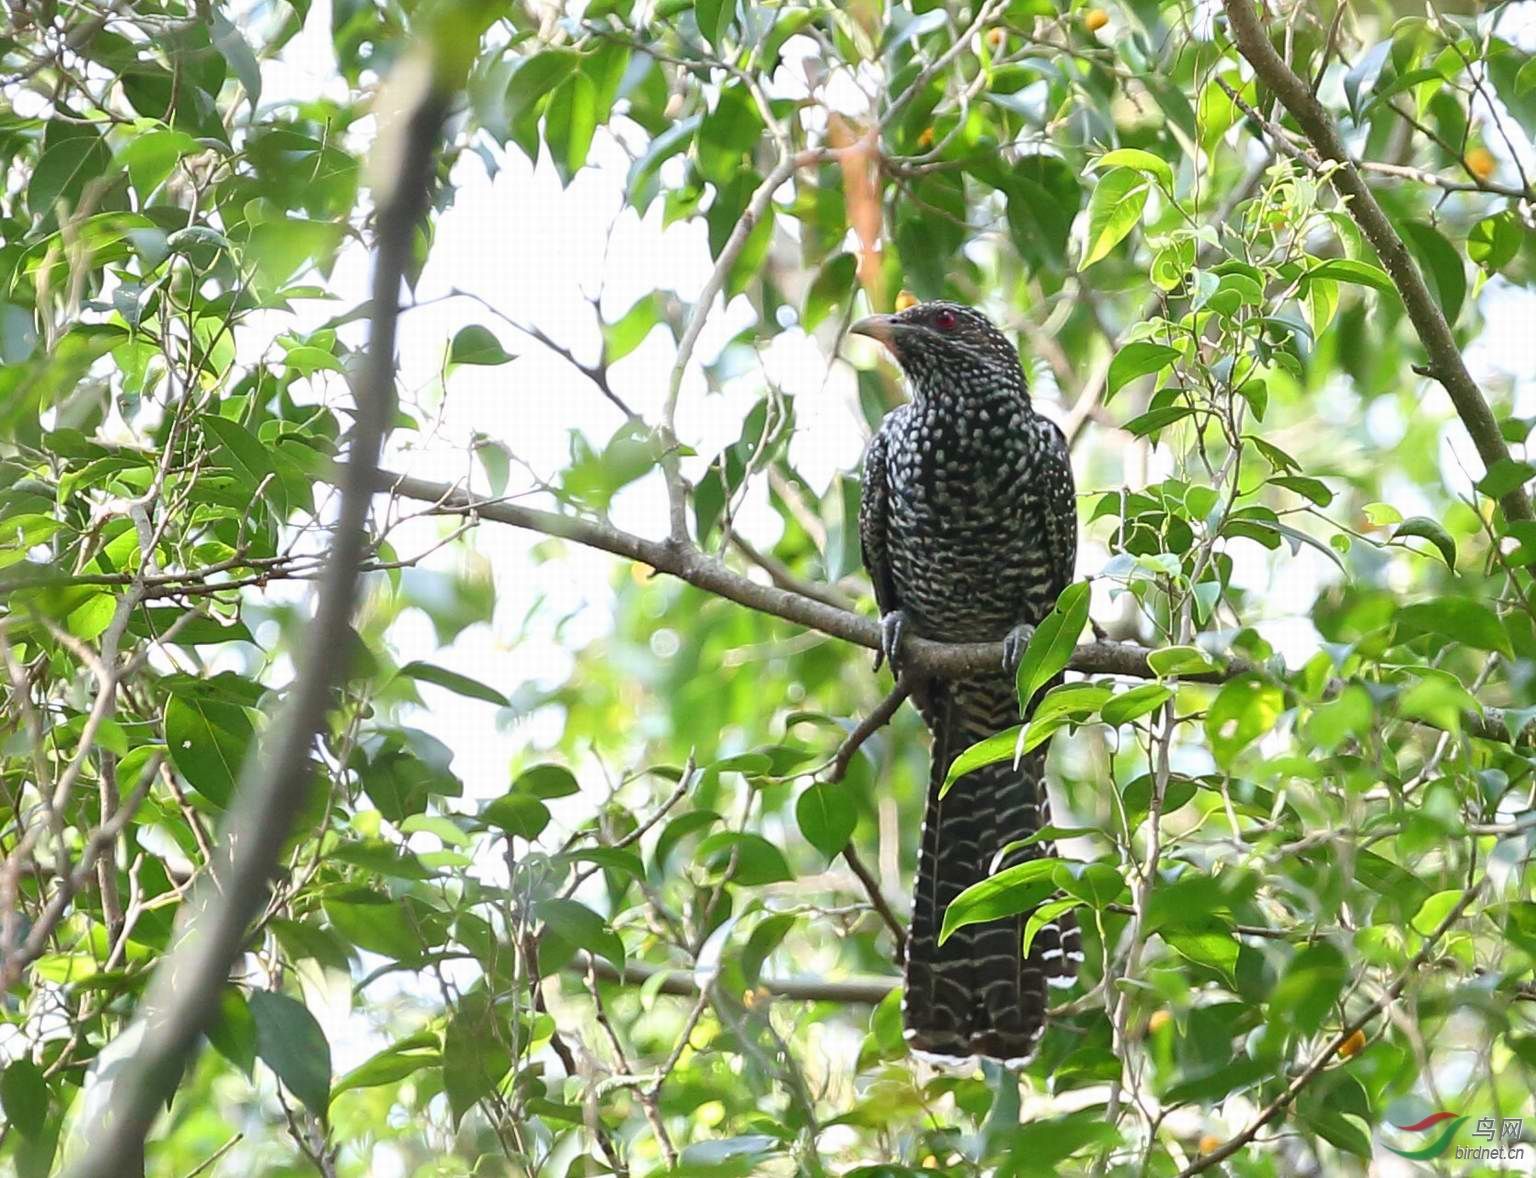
xmin=903 ymin=677 xmax=1081 ymax=1065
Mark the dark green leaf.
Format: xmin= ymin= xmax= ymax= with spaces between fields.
xmin=795 ymin=782 xmax=857 ymax=859
xmin=1392 ymin=516 xmax=1456 ymax=567
xmin=536 ymin=897 xmax=625 ymax=972
xmin=250 ymin=990 xmax=331 ymax=1118
xmin=164 ymin=692 xmax=254 ymax=807
xmin=0 ymin=1060 xmax=47 ymax=1138
xmin=397 ymin=660 xmax=509 ymax=706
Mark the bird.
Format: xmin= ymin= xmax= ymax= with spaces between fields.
xmin=852 ymin=298 xmax=1081 ymax=1065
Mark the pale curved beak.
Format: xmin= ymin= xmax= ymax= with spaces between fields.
xmin=850 ymin=314 xmax=900 ymax=346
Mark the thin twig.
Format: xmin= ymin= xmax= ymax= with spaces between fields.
xmin=1177 ymin=883 xmax=1483 ymax=1176
xmin=1221 ymin=0 xmax=1532 ymax=523
xmin=828 ymin=679 xmax=911 ymax=782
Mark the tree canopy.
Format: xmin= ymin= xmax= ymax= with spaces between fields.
xmin=3 ymin=0 xmax=1536 ymax=1174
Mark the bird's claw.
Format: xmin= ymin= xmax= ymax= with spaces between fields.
xmin=875 ymin=610 xmax=909 ymax=676
xmin=1002 ymin=622 xmax=1032 ymax=677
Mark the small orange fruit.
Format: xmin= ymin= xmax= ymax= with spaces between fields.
xmin=1198 ymin=1134 xmax=1224 ymax=1154
xmin=917 ymin=127 xmax=935 ymax=149
xmin=1085 ymin=8 xmax=1110 ymax=31
xmin=1147 ymin=1009 xmax=1173 ymax=1034
xmin=895 ymin=290 xmax=919 ymax=311
xmin=987 ymin=28 xmax=1006 ymax=49
xmin=1338 ymin=1028 xmax=1367 ymax=1058
xmin=1466 ymin=146 xmax=1497 ymax=181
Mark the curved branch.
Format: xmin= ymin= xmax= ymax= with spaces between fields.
xmin=1220 ymin=0 xmax=1532 ymax=523
xmin=374 ymin=471 xmax=1189 ymax=682
xmin=64 ymin=62 xmax=452 ymax=1177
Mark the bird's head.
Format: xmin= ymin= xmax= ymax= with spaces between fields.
xmin=850 ymin=300 xmax=1026 ymax=402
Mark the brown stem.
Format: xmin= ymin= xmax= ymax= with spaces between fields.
xmin=1220 ymin=0 xmax=1532 ymax=522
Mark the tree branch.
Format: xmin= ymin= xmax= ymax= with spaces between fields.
xmin=373 ymin=471 xmax=1187 ymax=682
xmin=1220 ymin=0 xmax=1532 ymax=523
xmin=63 ymin=55 xmax=452 ymax=1177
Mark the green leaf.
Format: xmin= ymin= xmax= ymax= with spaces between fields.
xmin=0 ymin=1060 xmax=48 ymax=1138
xmin=1400 ymin=220 xmax=1465 ymax=326
xmin=1392 ymin=516 xmax=1456 ymax=568
xmin=603 ymin=293 xmax=663 ymax=363
xmin=200 ymin=413 xmax=281 ymax=509
xmin=938 ymin=858 xmax=1061 ymax=945
xmin=1055 ymin=862 xmax=1126 ymax=908
xmin=506 ymin=50 xmax=580 ymax=122
xmin=1089 ymin=148 xmax=1173 ymax=192
xmin=481 ymin=793 xmax=551 ymax=839
xmin=164 ymin=692 xmax=254 ymax=807
xmin=804 ymin=253 xmax=857 ymax=331
xmin=1107 ymin=342 xmax=1179 ymax=400
xmin=397 ymin=661 xmax=509 ymax=706
xmin=795 ymin=782 xmax=856 ymax=860
xmin=333 ymin=1032 xmax=440 ymax=1097
xmin=210 ymin=8 xmax=262 ymax=110
xmin=324 ymin=887 xmax=422 ymax=959
xmin=448 ymin=325 xmax=516 ymax=366
xmin=1468 ymin=211 xmax=1522 ymax=272
xmin=514 ymin=763 xmax=580 ymax=799
xmin=27 ymin=128 xmax=111 ymax=219
xmin=1016 ymin=580 xmax=1091 ymax=711
xmin=695 ymin=831 xmax=793 ymax=885
xmin=206 ymin=987 xmax=257 ymax=1077
xmin=1396 ymin=598 xmax=1511 ymax=656
xmin=1302 ymin=258 xmax=1395 ymax=296
xmin=1477 ymin=457 xmax=1535 ymax=500
xmin=1079 ymin=168 xmax=1148 ymax=270
xmin=696 ymin=0 xmax=737 ymax=50
xmin=547 ymin=71 xmax=598 ymax=181
xmin=250 ymin=991 xmax=332 ymax=1119
xmin=1023 ymin=898 xmax=1084 ymax=956
xmin=536 ymin=897 xmax=625 ymax=972
xmin=1101 ymin=684 xmax=1171 ymax=727
xmin=443 ymin=996 xmax=511 ymax=1128
xmin=1269 ymin=942 xmax=1346 ymax=1034
xmin=940 ymin=725 xmax=1023 ymax=798
xmin=1204 ymin=674 xmax=1284 ymax=769
xmin=1161 ymin=923 xmax=1238 ymax=982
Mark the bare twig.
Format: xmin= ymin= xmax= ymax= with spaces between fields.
xmin=841 ymin=843 xmax=906 ymax=951
xmin=828 ymin=679 xmax=912 ymax=782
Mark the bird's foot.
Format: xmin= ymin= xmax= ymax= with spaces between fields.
xmin=874 ymin=609 xmax=909 ymax=676
xmin=1002 ymin=622 xmax=1033 ymax=677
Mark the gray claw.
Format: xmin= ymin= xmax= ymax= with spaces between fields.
xmin=1002 ymin=623 xmax=1032 ymax=677
xmin=877 ymin=610 xmax=908 ymax=676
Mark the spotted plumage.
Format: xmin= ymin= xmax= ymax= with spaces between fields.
xmin=854 ymin=300 xmax=1082 ymax=1065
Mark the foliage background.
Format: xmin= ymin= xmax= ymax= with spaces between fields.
xmin=3 ymin=0 xmax=1536 ymax=1173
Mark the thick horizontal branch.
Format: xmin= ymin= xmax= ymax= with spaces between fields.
xmin=374 ymin=471 xmax=1185 ymax=682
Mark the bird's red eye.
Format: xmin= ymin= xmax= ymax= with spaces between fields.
xmin=933 ymin=308 xmax=958 ymax=331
